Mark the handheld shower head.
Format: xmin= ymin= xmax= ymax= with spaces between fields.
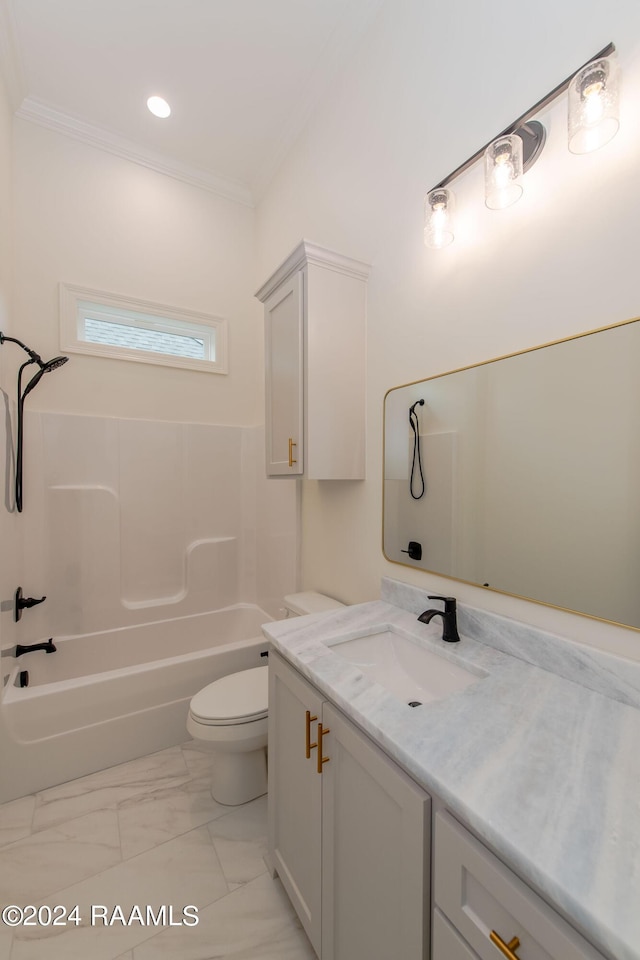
xmin=0 ymin=333 xmax=70 ymax=512
xmin=43 ymin=356 xmax=69 ymax=373
xmin=21 ymin=355 xmax=69 ymax=401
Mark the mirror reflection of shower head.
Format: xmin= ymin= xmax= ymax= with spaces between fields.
xmin=409 ymin=398 xmax=425 ymax=420
xmin=409 ymin=398 xmax=425 ymax=500
xmin=0 ymin=331 xmax=69 ymax=512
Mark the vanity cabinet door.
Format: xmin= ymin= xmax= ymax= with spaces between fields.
xmin=268 ymin=653 xmax=324 ymax=954
xmin=321 ymin=702 xmax=430 ymax=960
xmin=434 ymin=811 xmax=606 ymax=960
xmin=433 ymin=909 xmax=480 ymax=960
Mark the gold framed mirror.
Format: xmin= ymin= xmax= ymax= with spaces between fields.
xmin=383 ymin=316 xmax=640 ymax=631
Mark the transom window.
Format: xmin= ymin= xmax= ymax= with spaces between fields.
xmin=59 ymin=284 xmax=227 ymax=374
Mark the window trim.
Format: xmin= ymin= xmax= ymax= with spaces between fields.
xmin=59 ymin=283 xmax=228 ymax=374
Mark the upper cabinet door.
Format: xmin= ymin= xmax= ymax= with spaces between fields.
xmin=257 ymin=240 xmax=370 ymax=480
xmin=264 ymin=270 xmax=304 ymax=477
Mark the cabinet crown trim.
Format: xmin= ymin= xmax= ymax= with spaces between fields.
xmin=255 ymin=239 xmax=371 ymax=303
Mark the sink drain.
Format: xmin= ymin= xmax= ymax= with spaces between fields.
xmin=407 ymin=700 xmax=422 ymax=708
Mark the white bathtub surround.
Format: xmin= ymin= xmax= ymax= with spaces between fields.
xmin=1 ymin=606 xmax=272 ymax=803
xmin=0 ymin=743 xmax=314 ymax=960
xmin=15 ymin=413 xmax=296 ymax=640
xmin=262 ymin=585 xmax=640 ymax=960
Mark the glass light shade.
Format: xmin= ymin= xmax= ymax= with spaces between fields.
xmin=424 ymin=188 xmax=455 ymax=248
xmin=568 ymin=55 xmax=619 ymax=154
xmin=484 ymin=135 xmax=523 ymax=210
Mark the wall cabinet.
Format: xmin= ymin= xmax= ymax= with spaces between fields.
xmin=256 ymin=241 xmax=369 ymax=480
xmin=268 ymin=651 xmax=430 ymax=960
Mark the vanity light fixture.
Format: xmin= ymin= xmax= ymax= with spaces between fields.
xmin=423 ymin=43 xmax=616 ymax=246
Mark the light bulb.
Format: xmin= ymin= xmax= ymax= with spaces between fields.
xmin=568 ymin=55 xmax=619 ymax=154
xmin=484 ymin=135 xmax=523 ymax=210
xmin=424 ymin=189 xmax=454 ymax=249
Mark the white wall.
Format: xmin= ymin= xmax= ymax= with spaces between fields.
xmin=0 ymin=70 xmax=22 ymax=662
xmin=12 ymin=120 xmax=263 ymax=426
xmin=256 ymin=0 xmax=640 ymax=659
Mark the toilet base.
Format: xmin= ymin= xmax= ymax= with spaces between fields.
xmin=211 ymin=746 xmax=268 ymax=806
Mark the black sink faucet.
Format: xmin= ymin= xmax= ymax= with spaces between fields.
xmin=15 ymin=639 xmax=56 ymax=657
xmin=417 ymin=596 xmax=460 ymax=643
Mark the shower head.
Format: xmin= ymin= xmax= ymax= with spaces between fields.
xmin=2 ymin=333 xmax=70 ymax=514
xmin=21 ymin=355 xmax=69 ymax=401
xmin=43 ymin=356 xmax=69 ymax=373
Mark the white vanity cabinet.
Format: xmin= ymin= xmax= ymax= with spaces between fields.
xmin=433 ymin=811 xmax=607 ymax=960
xmin=256 ymin=241 xmax=369 ymax=480
xmin=268 ymin=651 xmax=430 ymax=960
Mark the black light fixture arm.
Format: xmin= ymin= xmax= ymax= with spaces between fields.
xmin=429 ymin=42 xmax=615 ymax=193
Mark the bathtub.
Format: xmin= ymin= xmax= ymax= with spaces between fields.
xmin=0 ymin=604 xmax=273 ymax=802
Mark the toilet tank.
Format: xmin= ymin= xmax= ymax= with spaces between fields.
xmin=283 ymin=591 xmax=345 ymax=617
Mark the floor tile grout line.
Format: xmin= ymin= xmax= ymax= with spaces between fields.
xmin=26 ymin=772 xmax=196 ymax=837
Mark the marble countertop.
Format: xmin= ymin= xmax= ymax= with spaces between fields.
xmin=262 ymin=590 xmax=640 ymax=960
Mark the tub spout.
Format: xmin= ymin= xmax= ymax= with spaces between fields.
xmin=15 ymin=639 xmax=56 ymax=657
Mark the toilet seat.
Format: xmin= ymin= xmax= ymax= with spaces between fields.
xmin=189 ymin=665 xmax=268 ymax=726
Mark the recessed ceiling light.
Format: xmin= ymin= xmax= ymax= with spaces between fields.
xmin=147 ymin=96 xmax=171 ymax=119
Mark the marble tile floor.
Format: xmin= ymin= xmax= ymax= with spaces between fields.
xmin=0 ymin=743 xmax=316 ymax=960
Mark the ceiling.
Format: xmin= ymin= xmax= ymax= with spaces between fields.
xmin=1 ymin=0 xmax=383 ymax=204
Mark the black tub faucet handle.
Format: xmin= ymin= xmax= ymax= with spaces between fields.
xmin=14 ymin=587 xmax=46 ymax=622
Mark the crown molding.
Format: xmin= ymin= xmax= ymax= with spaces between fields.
xmin=0 ymin=0 xmax=26 ymax=109
xmin=255 ymin=239 xmax=371 ymax=303
xmin=15 ymin=96 xmax=255 ymax=207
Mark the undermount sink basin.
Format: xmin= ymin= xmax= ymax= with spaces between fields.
xmin=328 ymin=628 xmax=484 ymax=706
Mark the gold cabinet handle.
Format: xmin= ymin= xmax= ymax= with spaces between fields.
xmin=288 ymin=437 xmax=297 ymax=467
xmin=317 ymin=723 xmax=330 ymax=773
xmin=489 ymin=931 xmax=521 ymax=960
xmin=305 ymin=710 xmax=318 ymax=758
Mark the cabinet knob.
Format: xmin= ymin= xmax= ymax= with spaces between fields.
xmin=317 ymin=723 xmax=330 ymax=773
xmin=288 ymin=437 xmax=297 ymax=467
xmin=305 ymin=710 xmax=318 ymax=758
xmin=489 ymin=931 xmax=521 ymax=960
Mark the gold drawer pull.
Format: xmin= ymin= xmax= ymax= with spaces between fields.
xmin=317 ymin=723 xmax=330 ymax=773
xmin=288 ymin=437 xmax=297 ymax=467
xmin=305 ymin=711 xmax=318 ymax=758
xmin=490 ymin=931 xmax=521 ymax=960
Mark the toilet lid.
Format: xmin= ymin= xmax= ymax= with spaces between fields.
xmin=190 ymin=666 xmax=268 ymax=726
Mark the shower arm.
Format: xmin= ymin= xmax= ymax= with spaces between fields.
xmin=0 ymin=332 xmax=44 ymax=366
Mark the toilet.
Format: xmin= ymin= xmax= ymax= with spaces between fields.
xmin=186 ymin=591 xmax=345 ymax=805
